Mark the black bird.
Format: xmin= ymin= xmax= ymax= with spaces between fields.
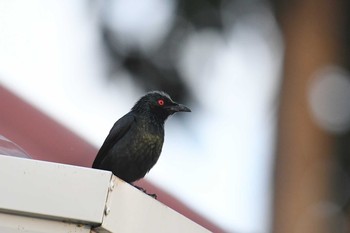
xmin=92 ymin=91 xmax=191 ymax=184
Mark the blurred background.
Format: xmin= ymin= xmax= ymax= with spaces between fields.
xmin=0 ymin=0 xmax=350 ymax=232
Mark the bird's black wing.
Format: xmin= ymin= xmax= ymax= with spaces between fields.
xmin=92 ymin=113 xmax=135 ymax=168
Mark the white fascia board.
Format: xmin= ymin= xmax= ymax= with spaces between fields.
xmin=0 ymin=212 xmax=91 ymax=233
xmin=94 ymin=176 xmax=211 ymax=233
xmin=0 ymin=154 xmax=111 ymax=224
xmin=0 ymin=154 xmax=210 ymax=233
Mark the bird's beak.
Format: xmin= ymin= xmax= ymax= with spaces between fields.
xmin=168 ymin=103 xmax=191 ymax=113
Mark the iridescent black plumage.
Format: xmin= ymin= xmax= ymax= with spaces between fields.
xmin=92 ymin=91 xmax=190 ymax=183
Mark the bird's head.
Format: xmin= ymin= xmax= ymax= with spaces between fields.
xmin=132 ymin=91 xmax=191 ymax=123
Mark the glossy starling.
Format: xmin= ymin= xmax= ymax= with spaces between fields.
xmin=92 ymin=91 xmax=191 ymax=183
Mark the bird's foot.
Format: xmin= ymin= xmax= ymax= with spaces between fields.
xmin=132 ymin=184 xmax=146 ymax=192
xmin=132 ymin=185 xmax=157 ymax=199
xmin=148 ymin=193 xmax=157 ymax=199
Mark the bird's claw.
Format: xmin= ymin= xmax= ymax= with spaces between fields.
xmin=133 ymin=185 xmax=146 ymax=192
xmin=133 ymin=185 xmax=157 ymax=199
xmin=148 ymin=193 xmax=157 ymax=199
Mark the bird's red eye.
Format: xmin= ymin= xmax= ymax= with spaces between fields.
xmin=157 ymin=99 xmax=164 ymax=106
